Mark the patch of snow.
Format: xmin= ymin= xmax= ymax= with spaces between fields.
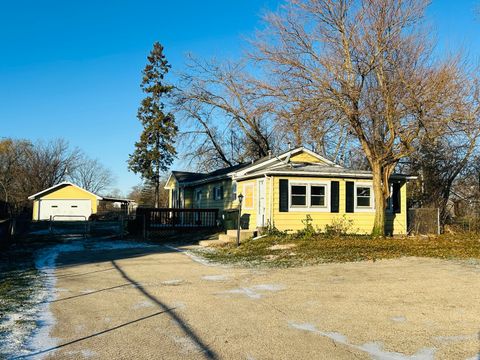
xmin=289 ymin=322 xmax=436 ymax=360
xmin=251 ymin=284 xmax=285 ymax=292
xmin=66 ymin=349 xmax=96 ymax=358
xmin=221 ymin=284 xmax=285 ymax=299
xmin=80 ymin=289 xmax=96 ymax=294
xmin=0 ymin=239 xmax=158 ymax=359
xmin=161 ymin=279 xmax=184 ymax=286
xmin=391 ymin=316 xmax=407 ymax=323
xmin=132 ymin=300 xmax=155 ymax=310
xmin=171 ymin=301 xmax=186 ymax=310
xmin=164 ymin=245 xmax=228 ymax=268
xmin=201 ymin=274 xmax=229 ymax=281
xmin=89 ymin=240 xmax=158 ymax=250
xmin=172 ymin=336 xmax=203 ymax=354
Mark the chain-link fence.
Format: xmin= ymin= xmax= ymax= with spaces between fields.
xmin=408 ymin=208 xmax=440 ymax=235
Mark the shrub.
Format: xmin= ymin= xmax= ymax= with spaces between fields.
xmin=324 ymin=215 xmax=356 ymax=237
xmin=295 ymin=215 xmax=318 ymax=239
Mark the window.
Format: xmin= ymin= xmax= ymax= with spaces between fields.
xmin=355 ymin=183 xmax=374 ymax=211
xmin=195 ymin=189 xmax=202 ymax=203
xmin=310 ymin=185 xmax=326 ymax=207
xmin=291 ymin=185 xmax=307 ymax=206
xmin=231 ymin=182 xmax=237 ymax=201
xmin=213 ymin=186 xmax=223 ymax=200
xmin=243 ymin=184 xmax=254 ymax=209
xmin=172 ymin=190 xmax=177 ymax=208
xmin=289 ymin=182 xmax=329 ymax=211
xmin=356 ymin=187 xmax=371 ymax=207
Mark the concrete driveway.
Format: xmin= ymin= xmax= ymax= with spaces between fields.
xmin=39 ymin=242 xmax=479 ymax=359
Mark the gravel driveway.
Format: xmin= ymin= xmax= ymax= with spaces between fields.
xmin=36 ymin=242 xmax=479 ymax=359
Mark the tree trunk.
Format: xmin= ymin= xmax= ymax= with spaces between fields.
xmin=371 ymin=163 xmax=387 ymax=237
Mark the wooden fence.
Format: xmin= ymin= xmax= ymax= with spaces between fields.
xmin=136 ymin=208 xmax=219 ymax=231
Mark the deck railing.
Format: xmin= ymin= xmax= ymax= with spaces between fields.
xmin=136 ymin=208 xmax=219 ymax=230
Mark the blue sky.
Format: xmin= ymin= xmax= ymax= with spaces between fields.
xmin=1 ymin=0 xmax=479 ymax=195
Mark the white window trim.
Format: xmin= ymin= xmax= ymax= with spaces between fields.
xmin=194 ymin=188 xmax=202 ymax=203
xmin=354 ymin=182 xmax=375 ymax=212
xmin=288 ymin=180 xmax=330 ymax=212
xmin=243 ymin=183 xmax=254 ymax=210
xmin=213 ymin=185 xmax=223 ymax=201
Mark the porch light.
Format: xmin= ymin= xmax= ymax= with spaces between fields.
xmin=238 ymin=193 xmax=244 ymax=204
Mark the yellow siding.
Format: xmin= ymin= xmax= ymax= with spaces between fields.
xmin=31 ymin=185 xmax=98 ymax=220
xmin=271 ymin=177 xmax=407 ymax=235
xmin=290 ymin=153 xmax=327 ymax=164
xmin=32 ymin=201 xmax=39 ymax=221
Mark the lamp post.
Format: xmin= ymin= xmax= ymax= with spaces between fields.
xmin=236 ymin=193 xmax=244 ymax=247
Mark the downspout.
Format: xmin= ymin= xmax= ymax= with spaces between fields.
xmin=268 ymin=174 xmax=274 ymax=229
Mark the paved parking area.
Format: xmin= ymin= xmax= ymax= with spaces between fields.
xmin=44 ymin=242 xmax=479 ymax=359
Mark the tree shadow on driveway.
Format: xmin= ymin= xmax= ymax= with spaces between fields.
xmin=16 ymin=242 xmax=219 ymax=359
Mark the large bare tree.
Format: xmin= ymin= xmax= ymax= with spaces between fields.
xmin=175 ymin=57 xmax=276 ymax=171
xmin=254 ymin=0 xmax=478 ymax=236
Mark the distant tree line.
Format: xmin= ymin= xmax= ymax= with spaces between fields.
xmin=0 ymin=138 xmax=114 ymax=217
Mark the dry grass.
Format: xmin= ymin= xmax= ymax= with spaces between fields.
xmin=197 ymin=233 xmax=480 ymax=267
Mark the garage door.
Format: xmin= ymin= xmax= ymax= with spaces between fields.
xmin=39 ymin=199 xmax=92 ymax=221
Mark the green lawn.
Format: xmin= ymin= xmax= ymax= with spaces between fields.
xmin=196 ymin=233 xmax=480 ymax=268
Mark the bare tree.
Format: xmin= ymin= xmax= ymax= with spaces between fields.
xmin=128 ymin=180 xmax=168 ymax=207
xmin=69 ymin=157 xmax=115 ymax=195
xmin=175 ymin=57 xmax=276 ymax=171
xmin=254 ymin=0 xmax=478 ymax=236
xmin=0 ymin=138 xmax=83 ymax=212
xmin=26 ymin=139 xmax=81 ymax=191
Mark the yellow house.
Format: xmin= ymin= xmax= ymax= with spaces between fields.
xmin=165 ymin=147 xmax=415 ymax=235
xmin=28 ymin=182 xmax=102 ymax=221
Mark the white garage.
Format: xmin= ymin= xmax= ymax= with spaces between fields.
xmin=37 ymin=199 xmax=92 ymax=221
xmin=28 ymin=182 xmax=102 ymax=221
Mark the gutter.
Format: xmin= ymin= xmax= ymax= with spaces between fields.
xmin=233 ymin=171 xmax=417 ymax=182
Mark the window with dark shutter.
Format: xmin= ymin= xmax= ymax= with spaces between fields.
xmin=331 ymin=181 xmax=339 ymax=213
xmin=279 ymin=179 xmax=289 ymax=212
xmin=346 ymin=181 xmax=354 ymax=213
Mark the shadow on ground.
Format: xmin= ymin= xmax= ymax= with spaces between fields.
xmin=14 ymin=236 xmax=220 ymax=359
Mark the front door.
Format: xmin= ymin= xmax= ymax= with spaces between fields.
xmin=257 ymin=179 xmax=266 ymax=227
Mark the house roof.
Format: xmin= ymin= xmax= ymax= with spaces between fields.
xmin=28 ymin=181 xmax=103 ymax=200
xmin=165 ymin=146 xmax=416 ymax=188
xmin=233 ymin=163 xmax=416 ymax=181
xmin=167 ymin=163 xmax=250 ymax=187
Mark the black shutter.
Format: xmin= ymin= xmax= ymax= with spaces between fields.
xmin=331 ymin=181 xmax=339 ymax=213
xmin=279 ymin=179 xmax=289 ymax=212
xmin=392 ymin=183 xmax=401 ymax=213
xmin=220 ymin=186 xmax=224 ymax=200
xmin=346 ymin=181 xmax=354 ymax=213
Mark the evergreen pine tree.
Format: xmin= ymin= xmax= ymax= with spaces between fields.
xmin=128 ymin=42 xmax=177 ymax=207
